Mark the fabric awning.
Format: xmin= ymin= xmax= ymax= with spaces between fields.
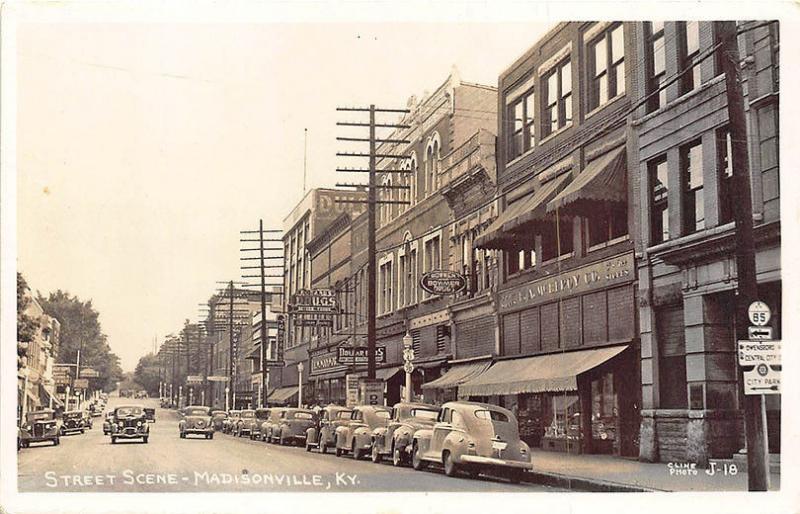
xmin=245 ymin=346 xmax=261 ymax=360
xmin=421 ymin=359 xmax=491 ymax=390
xmin=546 ymin=146 xmax=627 ymax=216
xmin=458 ymin=345 xmax=628 ymax=397
xmin=267 ymin=386 xmax=298 ymax=403
xmin=375 ymin=366 xmax=402 ymax=381
xmin=40 ymin=386 xmax=64 ymax=408
xmin=475 ymin=173 xmax=572 ymax=249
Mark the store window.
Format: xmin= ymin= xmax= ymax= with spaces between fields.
xmin=649 ymin=156 xmax=669 ymax=245
xmin=678 ymin=21 xmax=702 ymax=95
xmin=540 ymin=220 xmax=573 ymax=262
xmin=591 ymin=372 xmax=618 ymax=449
xmin=717 ymin=127 xmax=735 ymax=225
xmin=507 ymin=88 xmax=536 ymax=161
xmin=646 ymin=21 xmax=667 ymax=113
xmin=681 ymin=139 xmax=705 ymax=234
xmin=542 ymin=59 xmax=572 ymax=138
xmin=588 ymin=23 xmax=625 ymax=111
xmin=657 ymin=304 xmax=688 ymax=409
xmin=543 ymin=393 xmax=582 ymax=444
xmin=587 ymin=203 xmax=628 ymax=248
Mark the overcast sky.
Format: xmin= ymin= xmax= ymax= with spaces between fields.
xmin=17 ymin=21 xmax=551 ymax=370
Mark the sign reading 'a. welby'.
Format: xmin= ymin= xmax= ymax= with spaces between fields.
xmin=498 ymin=252 xmax=634 ymax=313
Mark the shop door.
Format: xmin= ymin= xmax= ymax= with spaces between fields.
xmin=590 ymin=372 xmax=617 ymax=454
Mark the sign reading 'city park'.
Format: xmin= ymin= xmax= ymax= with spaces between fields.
xmin=420 ymin=270 xmax=467 ymax=296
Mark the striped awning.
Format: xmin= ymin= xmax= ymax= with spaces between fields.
xmin=267 ymin=386 xmax=298 ymax=404
xmin=546 ymin=146 xmax=627 ymax=216
xmin=421 ymin=359 xmax=492 ymax=390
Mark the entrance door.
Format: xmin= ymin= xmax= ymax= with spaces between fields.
xmin=590 ymin=372 xmax=617 ymax=454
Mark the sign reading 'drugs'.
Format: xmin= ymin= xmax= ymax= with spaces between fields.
xmin=498 ymin=252 xmax=634 ymax=313
xmin=288 ymin=289 xmax=339 ymax=314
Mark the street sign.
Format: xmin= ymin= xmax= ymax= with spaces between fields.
xmin=748 ymin=301 xmax=771 ymax=326
xmin=206 ymin=375 xmax=230 ymax=382
xmin=79 ymin=368 xmax=100 ymax=378
xmin=403 ymin=361 xmax=414 ymax=374
xmin=738 ymin=340 xmax=782 ymax=366
xmin=420 ymin=270 xmax=467 ymax=296
xmin=73 ymin=378 xmax=89 ymax=389
xmin=743 ymin=364 xmax=781 ymax=395
xmin=337 ymin=346 xmax=386 ymax=365
xmin=748 ymin=326 xmax=773 ymax=340
xmin=359 ymin=379 xmax=384 ymax=406
xmin=186 ymin=375 xmax=204 ymax=384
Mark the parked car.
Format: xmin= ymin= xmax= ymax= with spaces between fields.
xmin=272 ymin=408 xmax=318 ymax=446
xmin=60 ymin=410 xmax=86 ymax=435
xmin=410 ymin=401 xmax=532 ymax=483
xmin=109 ymin=404 xmax=150 ymax=444
xmin=371 ymin=402 xmax=441 ymax=466
xmin=334 ymin=405 xmax=391 ymax=459
xmin=179 ymin=405 xmax=214 ymax=439
xmin=305 ymin=405 xmax=352 ymax=454
xmin=81 ymin=411 xmax=94 ymax=429
xmin=260 ymin=407 xmax=287 ymax=442
xmin=144 ymin=407 xmax=156 ymax=423
xmin=19 ymin=409 xmax=60 ymax=447
xmin=223 ymin=410 xmax=241 ymax=434
xmin=211 ymin=410 xmax=228 ymax=431
xmin=234 ymin=410 xmax=256 ymax=437
xmin=249 ymin=408 xmax=271 ymax=440
xmin=102 ymin=411 xmax=114 ymax=435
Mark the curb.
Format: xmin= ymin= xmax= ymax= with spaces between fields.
xmin=524 ymin=470 xmax=663 ymax=492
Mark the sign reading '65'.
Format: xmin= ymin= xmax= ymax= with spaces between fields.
xmin=420 ymin=270 xmax=467 ymax=296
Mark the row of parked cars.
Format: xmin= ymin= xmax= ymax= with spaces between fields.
xmin=18 ymin=406 xmax=102 ymax=449
xmin=208 ymin=401 xmax=532 ymax=483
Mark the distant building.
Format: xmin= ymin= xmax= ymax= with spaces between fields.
xmin=18 ymin=286 xmax=61 ymax=418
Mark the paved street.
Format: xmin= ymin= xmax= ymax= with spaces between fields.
xmin=17 ymin=395 xmax=562 ymax=493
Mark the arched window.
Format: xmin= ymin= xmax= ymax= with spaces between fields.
xmin=425 ymin=133 xmax=441 ymax=196
xmin=409 ymin=152 xmax=418 ymax=207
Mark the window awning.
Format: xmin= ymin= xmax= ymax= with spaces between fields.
xmin=458 ymin=345 xmax=628 ymax=397
xmin=267 ymin=386 xmax=298 ymax=403
xmin=474 ymin=173 xmax=572 ymax=250
xmin=546 ymin=146 xmax=627 ymax=217
xmin=421 ymin=359 xmax=491 ymax=390
xmin=375 ymin=366 xmax=402 ymax=382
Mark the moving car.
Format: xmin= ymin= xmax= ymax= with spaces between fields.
xmin=109 ymin=404 xmax=150 ymax=444
xmin=234 ymin=409 xmax=256 ymax=437
xmin=223 ymin=410 xmax=241 ymax=434
xmin=272 ymin=408 xmax=318 ymax=446
xmin=260 ymin=408 xmax=287 ymax=442
xmin=410 ymin=401 xmax=532 ymax=483
xmin=102 ymin=411 xmax=114 ymax=435
xmin=371 ymin=402 xmax=440 ymax=466
xmin=144 ymin=408 xmax=156 ymax=423
xmin=19 ymin=410 xmax=60 ymax=447
xmin=334 ymin=405 xmax=391 ymax=459
xmin=248 ymin=408 xmax=271 ymax=440
xmin=82 ymin=411 xmax=94 ymax=429
xmin=305 ymin=405 xmax=352 ymax=454
xmin=60 ymin=410 xmax=86 ymax=435
xmin=211 ymin=410 xmax=228 ymax=431
xmin=179 ymin=405 xmax=214 ymax=439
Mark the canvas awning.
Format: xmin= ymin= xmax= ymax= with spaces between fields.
xmin=546 ymin=146 xmax=627 ymax=216
xmin=267 ymin=386 xmax=298 ymax=403
xmin=474 ymin=173 xmax=572 ymax=249
xmin=421 ymin=359 xmax=492 ymax=390
xmin=375 ymin=366 xmax=402 ymax=382
xmin=458 ymin=345 xmax=628 ymax=397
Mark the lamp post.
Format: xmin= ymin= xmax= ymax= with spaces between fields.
xmin=225 ymin=386 xmax=230 ymax=411
xmin=402 ymin=332 xmax=414 ymax=403
xmin=297 ymin=362 xmax=304 ymax=408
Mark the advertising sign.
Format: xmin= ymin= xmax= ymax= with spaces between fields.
xmin=53 ymin=365 xmax=73 ymax=386
xmin=186 ymin=375 xmax=205 ymax=384
xmin=207 ymin=376 xmax=230 ymax=382
xmin=294 ymin=314 xmax=334 ymax=327
xmin=73 ymin=378 xmax=89 ymax=389
xmin=359 ymin=379 xmax=384 ymax=406
xmin=288 ymin=289 xmax=339 ymax=315
xmin=420 ymin=270 xmax=467 ymax=296
xmin=337 ymin=346 xmax=386 ymax=365
xmin=345 ymin=374 xmax=360 ymax=408
xmin=265 ymin=315 xmax=286 ymax=366
xmin=79 ymin=368 xmax=100 ymax=378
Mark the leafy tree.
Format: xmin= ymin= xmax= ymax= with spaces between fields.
xmin=133 ymin=353 xmax=162 ymax=396
xmin=17 ymin=273 xmax=40 ymax=343
xmin=37 ymin=290 xmax=123 ymax=392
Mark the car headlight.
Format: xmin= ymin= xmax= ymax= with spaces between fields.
xmin=137 ymin=421 xmax=142 ymax=427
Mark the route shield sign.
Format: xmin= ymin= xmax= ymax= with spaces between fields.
xmin=747 ymin=301 xmax=771 ymax=326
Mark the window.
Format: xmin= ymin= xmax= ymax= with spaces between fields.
xmin=474 ymin=409 xmax=510 ymax=422
xmin=408 ymin=248 xmax=417 ymax=305
xmin=588 ymin=203 xmax=628 ymax=247
xmin=504 ymin=246 xmax=535 ymax=278
xmin=425 ymin=134 xmax=441 ymax=197
xmin=540 ymin=220 xmax=573 ymax=262
xmin=409 ymin=154 xmax=418 ymax=206
xmin=380 ymin=260 xmax=393 ymax=314
xmin=717 ymin=128 xmax=734 ymax=225
xmin=506 ymin=88 xmax=535 ymax=161
xmin=657 ymin=304 xmax=688 ymax=409
xmin=398 ymin=253 xmax=406 ymax=308
xmin=646 ymin=22 xmax=666 ymax=112
xmin=542 ymin=59 xmax=572 ymax=138
xmin=678 ymin=21 xmax=702 ymax=95
xmin=681 ymin=140 xmax=704 ymax=234
xmin=649 ymin=156 xmax=669 ymax=244
xmin=588 ymin=23 xmax=625 ymax=111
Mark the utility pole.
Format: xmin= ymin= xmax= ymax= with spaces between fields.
xmin=228 ymin=281 xmax=234 ymax=410
xmin=719 ymin=21 xmax=769 ymax=491
xmin=335 ymin=105 xmax=411 ymax=381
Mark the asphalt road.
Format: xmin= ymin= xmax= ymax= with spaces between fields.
xmin=17 ymin=395 xmax=563 ymax=493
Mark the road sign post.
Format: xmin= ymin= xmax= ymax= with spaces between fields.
xmin=738 ymin=340 xmax=781 ymax=396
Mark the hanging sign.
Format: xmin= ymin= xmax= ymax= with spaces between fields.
xmin=420 ymin=270 xmax=467 ymax=296
xmin=337 ymin=346 xmax=386 ymax=365
xmin=289 ymin=289 xmax=339 ymax=314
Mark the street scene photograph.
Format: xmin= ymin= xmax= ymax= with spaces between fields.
xmin=3 ymin=2 xmax=798 ymax=513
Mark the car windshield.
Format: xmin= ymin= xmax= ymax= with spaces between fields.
xmin=335 ymin=411 xmax=352 ymax=420
xmin=255 ymin=411 xmax=270 ymax=419
xmin=241 ymin=411 xmax=255 ymax=418
xmin=212 ymin=412 xmax=227 ymax=418
xmin=293 ymin=412 xmax=314 ymax=420
xmin=474 ymin=409 xmax=510 ymax=422
xmin=116 ymin=407 xmax=143 ymax=417
xmin=28 ymin=412 xmax=52 ymax=422
xmin=184 ymin=408 xmax=209 ymax=416
xmin=374 ymin=410 xmax=390 ymax=419
xmin=410 ymin=408 xmax=439 ymax=420
xmin=64 ymin=412 xmax=81 ymax=418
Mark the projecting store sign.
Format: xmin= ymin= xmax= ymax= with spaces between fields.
xmin=420 ymin=270 xmax=467 ymax=296
xmin=289 ymin=289 xmax=339 ymax=314
xmin=337 ymin=346 xmax=386 ymax=365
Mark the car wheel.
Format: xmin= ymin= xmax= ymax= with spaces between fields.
xmin=180 ymin=432 xmax=186 ymax=439
xmin=320 ymin=438 xmax=328 ymax=454
xmin=279 ymin=432 xmax=287 ymax=446
xmin=507 ymin=469 xmax=523 ymax=485
xmin=392 ymin=444 xmax=404 ymax=467
xmin=54 ymin=437 xmax=60 ymax=446
xmin=411 ymin=442 xmax=426 ymax=471
xmin=443 ymin=451 xmax=459 ymax=477
xmin=143 ymin=436 xmax=149 ymax=444
xmin=305 ymin=440 xmax=312 ymax=452
xmin=335 ymin=446 xmax=343 ymax=457
xmin=80 ymin=429 xmax=85 ymax=434
xmin=371 ymin=444 xmax=382 ymax=464
xmin=209 ymin=433 xmax=214 ymax=440
xmin=352 ymin=439 xmax=364 ymax=460
xmin=111 ymin=437 xmax=116 ymax=444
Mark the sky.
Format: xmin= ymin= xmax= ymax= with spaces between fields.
xmin=17 ymin=20 xmax=552 ymax=371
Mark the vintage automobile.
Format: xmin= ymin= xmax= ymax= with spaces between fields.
xmin=248 ymin=408 xmax=271 ymax=440
xmin=211 ymin=410 xmax=228 ymax=431
xmin=81 ymin=411 xmax=94 ymax=429
xmin=371 ymin=402 xmax=441 ymax=466
xmin=19 ymin=409 xmax=61 ymax=447
xmin=60 ymin=410 xmax=86 ymax=435
xmin=234 ymin=409 xmax=256 ymax=437
xmin=179 ymin=405 xmax=214 ymax=439
xmin=260 ymin=407 xmax=287 ymax=442
xmin=223 ymin=410 xmax=241 ymax=434
xmin=102 ymin=411 xmax=114 ymax=435
xmin=305 ymin=405 xmax=352 ymax=454
xmin=144 ymin=407 xmax=156 ymax=423
xmin=410 ymin=401 xmax=532 ymax=483
xmin=109 ymin=404 xmax=150 ymax=444
xmin=272 ymin=408 xmax=318 ymax=446
xmin=334 ymin=405 xmax=391 ymax=459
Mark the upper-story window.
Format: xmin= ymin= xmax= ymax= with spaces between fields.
xmin=678 ymin=21 xmax=702 ymax=95
xmin=540 ymin=219 xmax=573 ymax=262
xmin=716 ymin=127 xmax=735 ymax=225
xmin=409 ymin=154 xmax=418 ymax=206
xmin=588 ymin=23 xmax=625 ymax=111
xmin=649 ymin=155 xmax=670 ymax=245
xmin=422 ymin=235 xmax=441 ymax=300
xmin=542 ymin=59 xmax=572 ymax=138
xmin=424 ymin=133 xmax=441 ymax=197
xmin=507 ymin=88 xmax=535 ymax=161
xmin=681 ymin=139 xmax=704 ymax=234
xmin=646 ymin=21 xmax=667 ymax=113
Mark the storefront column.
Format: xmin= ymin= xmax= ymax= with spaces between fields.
xmin=637 ymin=268 xmax=660 ymax=462
xmin=578 ymin=374 xmax=593 ymax=455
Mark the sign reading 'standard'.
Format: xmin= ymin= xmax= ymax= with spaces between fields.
xmin=498 ymin=252 xmax=634 ymax=313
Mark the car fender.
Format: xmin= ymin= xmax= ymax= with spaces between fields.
xmin=178 ymin=420 xmax=186 ymax=429
xmin=413 ymin=428 xmax=433 ymax=455
xmin=442 ymin=430 xmax=469 ymax=463
xmin=334 ymin=426 xmax=349 ymax=447
xmin=306 ymin=426 xmax=318 ymax=442
xmin=372 ymin=427 xmax=388 ymax=450
xmin=392 ymin=427 xmax=413 ymax=452
xmin=352 ymin=427 xmax=371 ymax=447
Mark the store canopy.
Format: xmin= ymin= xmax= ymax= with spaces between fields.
xmin=474 ymin=173 xmax=572 ymax=250
xmin=267 ymin=386 xmax=298 ymax=403
xmin=375 ymin=366 xmax=403 ymax=382
xmin=40 ymin=386 xmax=64 ymax=408
xmin=546 ymin=146 xmax=627 ymax=217
xmin=458 ymin=345 xmax=628 ymax=397
xmin=421 ymin=360 xmax=492 ymax=390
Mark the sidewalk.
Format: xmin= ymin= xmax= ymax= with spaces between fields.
xmin=524 ymin=449 xmax=781 ymax=492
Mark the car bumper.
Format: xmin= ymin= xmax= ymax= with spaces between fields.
xmin=184 ymin=428 xmax=213 ymax=434
xmin=22 ymin=435 xmax=58 ymax=443
xmin=114 ymin=431 xmax=147 ymax=439
xmin=459 ymin=455 xmax=533 ymax=470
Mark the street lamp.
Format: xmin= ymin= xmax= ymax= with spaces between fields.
xmin=297 ymin=362 xmax=304 ymax=408
xmin=402 ymin=332 xmax=414 ymax=403
xmin=225 ymin=386 xmax=230 ymax=411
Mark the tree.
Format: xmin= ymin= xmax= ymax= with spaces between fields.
xmin=133 ymin=353 xmax=162 ymax=396
xmin=37 ymin=290 xmax=124 ymax=392
xmin=17 ymin=273 xmax=40 ymax=344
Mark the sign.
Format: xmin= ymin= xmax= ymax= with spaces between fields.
xmin=73 ymin=378 xmax=89 ymax=389
xmin=273 ymin=315 xmax=286 ymax=364
xmin=498 ymin=252 xmax=634 ymax=313
xmin=420 ymin=270 xmax=467 ymax=296
xmin=79 ymin=368 xmax=100 ymax=378
xmin=337 ymin=346 xmax=386 ymax=365
xmin=743 ymin=364 xmax=781 ymax=395
xmin=345 ymin=374 xmax=360 ymax=408
xmin=748 ymin=301 xmax=771 ymax=326
xmin=403 ymin=361 xmax=414 ymax=374
xmin=294 ymin=314 xmax=334 ymax=328
xmin=738 ymin=341 xmax=782 ymax=366
xmin=748 ymin=326 xmax=773 ymax=340
xmin=359 ymin=378 xmax=384 ymax=406
xmin=52 ymin=365 xmax=73 ymax=387
xmin=311 ymin=350 xmax=346 ymax=374
xmin=186 ymin=375 xmax=204 ymax=384
xmin=289 ymin=289 xmax=339 ymax=315
xmin=207 ymin=375 xmax=230 ymax=382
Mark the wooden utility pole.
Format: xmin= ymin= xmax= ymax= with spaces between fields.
xmin=719 ymin=20 xmax=769 ymax=491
